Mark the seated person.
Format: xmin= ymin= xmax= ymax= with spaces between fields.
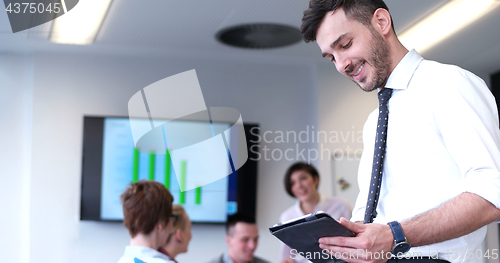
xmin=117 ymin=180 xmax=176 ymax=263
xmin=279 ymin=162 xmax=351 ymax=263
xmin=158 ymin=205 xmax=192 ymax=262
xmin=205 ymin=213 xmax=270 ymax=263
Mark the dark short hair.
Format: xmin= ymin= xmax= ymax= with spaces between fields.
xmin=284 ymin=162 xmax=320 ymax=198
xmin=226 ymin=212 xmax=256 ymax=236
xmin=121 ymin=180 xmax=174 ymax=237
xmin=301 ymin=0 xmax=395 ymax=43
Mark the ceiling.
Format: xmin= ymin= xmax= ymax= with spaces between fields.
xmin=1 ymin=0 xmax=500 ymax=77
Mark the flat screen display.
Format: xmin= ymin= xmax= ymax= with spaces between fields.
xmin=80 ymin=116 xmax=258 ymax=223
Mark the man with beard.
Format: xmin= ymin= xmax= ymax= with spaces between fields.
xmin=298 ymin=1 xmax=500 ymax=263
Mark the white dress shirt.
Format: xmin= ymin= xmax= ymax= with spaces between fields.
xmin=351 ymin=50 xmax=500 ymax=263
xmin=280 ymin=194 xmax=352 ymax=263
xmin=117 ymin=246 xmax=174 ymax=263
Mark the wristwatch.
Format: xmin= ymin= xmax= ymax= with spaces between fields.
xmin=387 ymin=221 xmax=411 ymax=256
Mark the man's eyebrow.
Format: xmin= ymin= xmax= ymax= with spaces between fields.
xmin=321 ymin=33 xmax=348 ymax=57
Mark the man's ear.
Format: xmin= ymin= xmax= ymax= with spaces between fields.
xmin=372 ymin=8 xmax=392 ymax=36
xmin=225 ymin=235 xmax=231 ymax=245
xmin=175 ymin=229 xmax=183 ymax=242
xmin=155 ymin=222 xmax=164 ymax=232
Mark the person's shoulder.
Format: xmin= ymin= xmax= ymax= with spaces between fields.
xmin=152 ymin=259 xmax=174 ymax=263
xmin=253 ymin=255 xmax=272 ymax=263
xmin=117 ymin=256 xmax=131 ymax=263
xmin=417 ymin=60 xmax=485 ymax=89
xmin=323 ymin=195 xmax=350 ymax=206
xmin=321 ymin=195 xmax=352 ymax=219
xmin=117 ymin=255 xmax=147 ymax=263
xmin=279 ymin=203 xmax=299 ymax=222
xmin=204 ymin=253 xmax=224 ymax=263
xmin=139 ymin=258 xmax=174 ymax=263
xmin=323 ymin=196 xmax=351 ymax=211
xmin=419 ymin=59 xmax=463 ymax=73
xmin=417 ymin=59 xmax=490 ymax=104
xmin=117 ymin=256 xmax=170 ymax=263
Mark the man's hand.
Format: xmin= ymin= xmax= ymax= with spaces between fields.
xmin=318 ymin=218 xmax=394 ymax=263
xmin=280 ymin=258 xmax=293 ymax=263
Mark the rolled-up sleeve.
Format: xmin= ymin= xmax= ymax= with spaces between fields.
xmin=434 ymin=68 xmax=500 ymax=211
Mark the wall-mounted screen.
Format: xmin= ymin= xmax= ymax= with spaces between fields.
xmin=80 ymin=116 xmax=259 ymax=223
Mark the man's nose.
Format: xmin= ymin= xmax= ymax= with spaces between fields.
xmin=248 ymin=240 xmax=257 ymax=250
xmin=335 ymin=56 xmax=351 ymax=74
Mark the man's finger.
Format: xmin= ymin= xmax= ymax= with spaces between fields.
xmin=319 ymin=236 xmax=352 ymax=247
xmin=340 ymin=217 xmax=365 ymax=233
xmin=320 ymin=244 xmax=393 ymax=263
xmin=319 ymin=244 xmax=371 ymax=262
xmin=319 ymin=235 xmax=369 ymax=249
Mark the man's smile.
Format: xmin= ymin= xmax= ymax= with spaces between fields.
xmin=353 ymin=62 xmax=365 ymax=80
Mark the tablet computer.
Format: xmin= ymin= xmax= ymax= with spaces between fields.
xmin=269 ymin=211 xmax=355 ymax=263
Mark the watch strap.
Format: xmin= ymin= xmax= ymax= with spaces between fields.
xmin=388 ymin=221 xmax=406 ymax=243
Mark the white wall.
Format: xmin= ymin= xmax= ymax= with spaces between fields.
xmin=0 ymin=53 xmax=33 ymax=263
xmin=22 ymin=53 xmax=318 ymax=263
xmin=316 ymin=62 xmax=377 ymax=200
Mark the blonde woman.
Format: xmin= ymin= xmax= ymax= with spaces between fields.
xmin=158 ymin=205 xmax=192 ymax=263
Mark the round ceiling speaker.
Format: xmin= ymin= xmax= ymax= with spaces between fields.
xmin=216 ymin=23 xmax=302 ymax=49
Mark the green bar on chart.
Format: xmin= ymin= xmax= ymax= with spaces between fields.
xmin=195 ymin=186 xmax=202 ymax=205
xmin=179 ymin=160 xmax=187 ymax=204
xmin=164 ymin=150 xmax=171 ymax=189
xmin=149 ymin=151 xmax=155 ymax=180
xmin=132 ymin=148 xmax=139 ymax=183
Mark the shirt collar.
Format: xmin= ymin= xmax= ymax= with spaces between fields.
xmin=224 ymin=251 xmax=260 ymax=263
xmin=384 ymin=49 xmax=423 ymax=90
xmin=158 ymin=247 xmax=178 ymax=263
xmin=123 ymin=246 xmax=171 ymax=260
xmin=294 ymin=193 xmax=325 ymax=215
xmin=223 ymin=252 xmax=235 ymax=263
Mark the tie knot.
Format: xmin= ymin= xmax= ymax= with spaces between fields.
xmin=378 ymin=88 xmax=392 ymax=104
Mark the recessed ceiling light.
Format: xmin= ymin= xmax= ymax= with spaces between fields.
xmin=50 ymin=0 xmax=112 ymax=45
xmin=399 ymin=0 xmax=500 ymax=53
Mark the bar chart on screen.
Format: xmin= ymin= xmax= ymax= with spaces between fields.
xmin=131 ymin=148 xmax=211 ymax=206
xmin=100 ymin=118 xmax=230 ymax=222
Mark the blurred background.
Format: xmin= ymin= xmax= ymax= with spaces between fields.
xmin=1 ymin=0 xmax=499 ymax=262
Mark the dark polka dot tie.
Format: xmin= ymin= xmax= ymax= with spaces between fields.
xmin=364 ymin=88 xmax=393 ymax=224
